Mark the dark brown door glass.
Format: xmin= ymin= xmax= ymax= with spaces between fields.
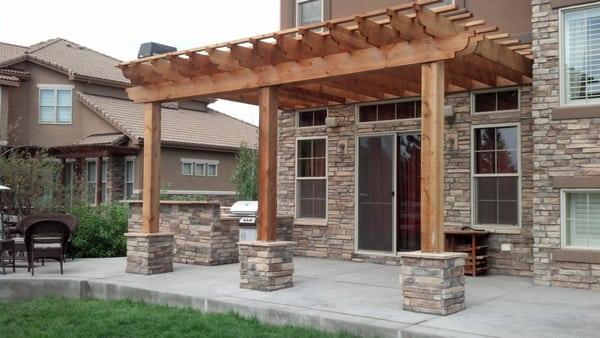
xmin=397 ymin=134 xmax=421 ymax=252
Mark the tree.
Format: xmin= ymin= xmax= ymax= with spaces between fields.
xmin=0 ymin=150 xmax=64 ymax=215
xmin=230 ymin=142 xmax=258 ymax=201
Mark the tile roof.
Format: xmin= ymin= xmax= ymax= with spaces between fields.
xmin=0 ymin=38 xmax=129 ymax=85
xmin=73 ymin=133 xmax=127 ymax=146
xmin=77 ymin=92 xmax=258 ymax=150
xmin=0 ymin=74 xmax=20 ymax=86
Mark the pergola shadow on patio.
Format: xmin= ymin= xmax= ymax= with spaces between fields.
xmin=117 ymin=0 xmax=532 ymax=315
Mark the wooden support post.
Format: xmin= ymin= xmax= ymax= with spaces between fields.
xmin=95 ymin=157 xmax=102 ymax=204
xmin=142 ymin=102 xmax=161 ymax=233
xmin=257 ymin=87 xmax=278 ymax=241
xmin=420 ymin=61 xmax=445 ymax=253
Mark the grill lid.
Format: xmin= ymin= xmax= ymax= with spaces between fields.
xmin=230 ymin=201 xmax=258 ymax=216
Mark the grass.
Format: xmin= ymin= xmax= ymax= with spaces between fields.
xmin=0 ymin=298 xmax=358 ymax=338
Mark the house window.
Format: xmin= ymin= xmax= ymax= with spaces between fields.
xmin=358 ymin=100 xmax=421 ymax=123
xmin=125 ymin=158 xmax=135 ymax=199
xmin=86 ymin=160 xmax=97 ymax=205
xmin=207 ymin=164 xmax=218 ymax=177
xmin=182 ymin=161 xmax=193 ymax=176
xmin=64 ymin=161 xmax=75 ymax=207
xmin=101 ymin=159 xmax=107 ymax=203
xmin=181 ymin=158 xmax=219 ymax=177
xmin=38 ymin=85 xmax=73 ymax=124
xmin=472 ymin=125 xmax=520 ymax=227
xmin=472 ymin=88 xmax=520 ymax=114
xmin=298 ymin=109 xmax=327 ymax=127
xmin=562 ymin=191 xmax=600 ymax=249
xmin=195 ymin=163 xmax=205 ymax=176
xmin=296 ymin=138 xmax=327 ymax=219
xmin=297 ymin=0 xmax=322 ymax=26
xmin=562 ymin=4 xmax=600 ymax=105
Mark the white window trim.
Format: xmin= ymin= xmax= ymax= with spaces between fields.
xmin=295 ymin=136 xmax=328 ymax=222
xmin=355 ymin=97 xmax=422 ymax=125
xmin=37 ymin=84 xmax=74 ymax=125
xmin=195 ymin=163 xmax=206 ymax=176
xmin=296 ymin=0 xmax=324 ymax=27
xmin=470 ymin=123 xmax=522 ymax=229
xmin=470 ymin=87 xmax=521 ymax=115
xmin=559 ymin=2 xmax=600 ymax=107
xmin=296 ymin=107 xmax=328 ymax=128
xmin=560 ymin=189 xmax=600 ymax=250
xmin=180 ymin=158 xmax=220 ymax=177
xmin=181 ymin=161 xmax=194 ymax=176
xmin=206 ymin=163 xmax=218 ymax=177
xmin=124 ymin=158 xmax=135 ymax=199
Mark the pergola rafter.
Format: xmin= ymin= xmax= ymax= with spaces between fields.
xmin=118 ymin=0 xmax=533 ymax=255
xmin=119 ymin=0 xmax=532 ymax=109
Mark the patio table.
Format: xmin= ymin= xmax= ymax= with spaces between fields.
xmin=0 ymin=239 xmax=16 ymax=274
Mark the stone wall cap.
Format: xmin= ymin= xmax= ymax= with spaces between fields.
xmin=220 ymin=215 xmax=242 ymax=221
xmin=398 ymin=251 xmax=468 ymax=259
xmin=238 ymin=240 xmax=296 ymax=247
xmin=125 ymin=232 xmax=175 ymax=238
xmin=125 ymin=200 xmax=220 ymax=206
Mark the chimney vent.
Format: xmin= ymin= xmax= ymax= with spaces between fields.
xmin=138 ymin=42 xmax=177 ymax=58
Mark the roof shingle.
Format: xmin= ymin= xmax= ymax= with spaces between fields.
xmin=77 ymin=92 xmax=257 ymax=150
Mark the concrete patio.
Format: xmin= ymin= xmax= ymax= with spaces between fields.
xmin=1 ymin=257 xmax=599 ymax=338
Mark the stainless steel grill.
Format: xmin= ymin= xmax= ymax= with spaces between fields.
xmin=229 ymin=201 xmax=258 ymax=241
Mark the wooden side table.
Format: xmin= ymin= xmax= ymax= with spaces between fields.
xmin=445 ymin=230 xmax=490 ymax=277
xmin=0 ymin=239 xmax=16 ymax=274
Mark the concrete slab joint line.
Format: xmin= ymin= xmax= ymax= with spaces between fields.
xmin=399 ymin=251 xmax=468 ymax=316
xmin=238 ymin=241 xmax=296 ymax=292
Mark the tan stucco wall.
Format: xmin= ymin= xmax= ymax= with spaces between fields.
xmin=280 ymin=0 xmax=531 ymax=38
xmin=7 ymin=62 xmax=119 ymax=147
xmin=134 ymin=146 xmax=238 ymax=194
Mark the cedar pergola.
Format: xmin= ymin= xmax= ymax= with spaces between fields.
xmin=118 ymin=0 xmax=532 ymax=252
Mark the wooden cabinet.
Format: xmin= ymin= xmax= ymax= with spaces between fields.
xmin=445 ymin=230 xmax=490 ymax=277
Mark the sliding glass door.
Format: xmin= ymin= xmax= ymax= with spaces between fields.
xmin=357 ymin=133 xmax=421 ymax=254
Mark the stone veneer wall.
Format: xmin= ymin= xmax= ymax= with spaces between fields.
xmin=129 ymin=201 xmax=294 ymax=265
xmin=278 ymin=88 xmax=534 ymax=276
xmin=106 ymin=155 xmax=125 ymax=202
xmin=532 ymin=0 xmax=600 ymax=289
xmin=129 ymin=201 xmax=239 ymax=265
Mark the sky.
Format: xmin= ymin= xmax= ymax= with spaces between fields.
xmin=0 ymin=0 xmax=282 ymax=126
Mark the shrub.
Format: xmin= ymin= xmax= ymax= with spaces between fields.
xmin=230 ymin=142 xmax=258 ymax=201
xmin=68 ymin=203 xmax=128 ymax=258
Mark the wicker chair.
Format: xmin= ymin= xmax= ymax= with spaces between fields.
xmin=24 ymin=219 xmax=73 ymax=275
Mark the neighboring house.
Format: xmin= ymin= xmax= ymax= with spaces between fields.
xmin=271 ymin=0 xmax=600 ymax=290
xmin=0 ymin=38 xmax=257 ymax=205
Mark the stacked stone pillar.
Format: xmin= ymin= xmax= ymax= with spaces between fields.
xmin=400 ymin=251 xmax=467 ymax=315
xmin=125 ymin=233 xmax=174 ymax=275
xmin=239 ymin=241 xmax=295 ymax=291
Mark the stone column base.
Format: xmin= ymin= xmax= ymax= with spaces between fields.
xmin=125 ymin=233 xmax=174 ymax=275
xmin=399 ymin=251 xmax=467 ymax=316
xmin=239 ymin=241 xmax=295 ymax=291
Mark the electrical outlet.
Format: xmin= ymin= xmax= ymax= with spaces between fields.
xmin=501 ymin=243 xmax=512 ymax=252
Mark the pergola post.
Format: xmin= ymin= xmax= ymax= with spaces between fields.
xmin=239 ymin=86 xmax=295 ymax=292
xmin=125 ymin=102 xmax=174 ymax=275
xmin=399 ymin=60 xmax=467 ymax=316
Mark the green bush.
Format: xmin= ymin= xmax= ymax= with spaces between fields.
xmin=230 ymin=142 xmax=258 ymax=201
xmin=68 ymin=203 xmax=128 ymax=258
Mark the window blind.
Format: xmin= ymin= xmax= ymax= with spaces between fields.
xmin=566 ymin=192 xmax=600 ymax=248
xmin=564 ymin=6 xmax=600 ymax=103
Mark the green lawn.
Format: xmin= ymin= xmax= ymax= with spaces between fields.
xmin=0 ymin=298 xmax=358 ymax=338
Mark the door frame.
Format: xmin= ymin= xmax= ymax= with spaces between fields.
xmin=354 ymin=130 xmax=420 ymax=256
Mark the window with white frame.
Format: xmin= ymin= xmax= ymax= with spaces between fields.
xmin=562 ymin=190 xmax=600 ymax=249
xmin=562 ymin=4 xmax=600 ymax=105
xmin=181 ymin=158 xmax=219 ymax=177
xmin=101 ymin=159 xmax=107 ymax=203
xmin=472 ymin=125 xmax=520 ymax=227
xmin=125 ymin=158 xmax=135 ymax=199
xmin=38 ymin=85 xmax=73 ymax=124
xmin=297 ymin=0 xmax=322 ymax=26
xmin=182 ymin=161 xmax=193 ymax=176
xmin=296 ymin=138 xmax=326 ymax=219
xmin=86 ymin=160 xmax=97 ymax=205
xmin=472 ymin=88 xmax=520 ymax=114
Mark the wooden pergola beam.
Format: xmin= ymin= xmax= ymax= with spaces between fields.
xmin=126 ymin=32 xmax=473 ymax=102
xmin=354 ymin=16 xmax=399 ymax=47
